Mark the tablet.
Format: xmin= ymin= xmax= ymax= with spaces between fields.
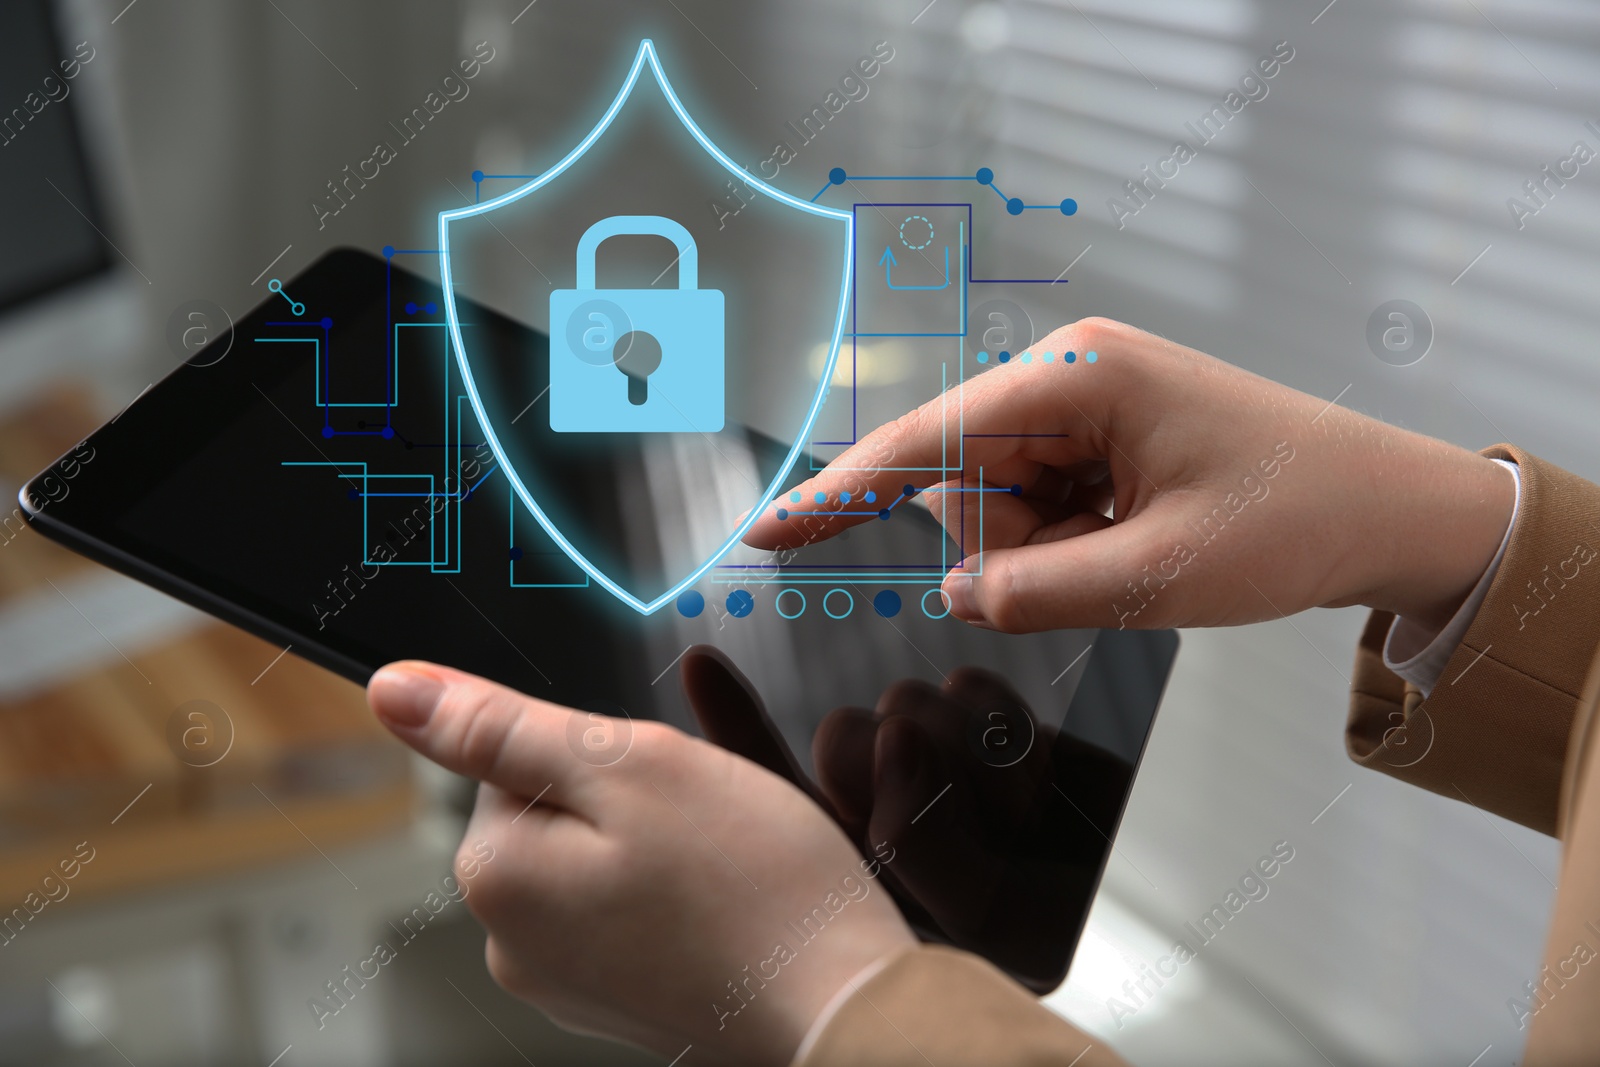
xmin=21 ymin=247 xmax=1176 ymax=989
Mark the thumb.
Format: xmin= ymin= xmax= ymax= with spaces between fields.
xmin=367 ymin=661 xmax=587 ymax=800
xmin=940 ymin=518 xmax=1174 ymax=633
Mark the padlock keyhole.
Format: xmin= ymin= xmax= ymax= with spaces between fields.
xmin=614 ymin=331 xmax=662 ymax=406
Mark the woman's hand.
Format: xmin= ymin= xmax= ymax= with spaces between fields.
xmin=745 ymin=318 xmax=1515 ymax=634
xmin=367 ymin=662 xmax=916 ymax=1067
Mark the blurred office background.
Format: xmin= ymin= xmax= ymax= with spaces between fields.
xmin=2 ymin=0 xmax=1597 ymax=1063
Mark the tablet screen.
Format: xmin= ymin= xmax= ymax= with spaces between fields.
xmin=24 ymin=248 xmax=1176 ymax=988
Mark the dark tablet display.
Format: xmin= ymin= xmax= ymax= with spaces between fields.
xmin=21 ymin=248 xmax=1177 ymax=989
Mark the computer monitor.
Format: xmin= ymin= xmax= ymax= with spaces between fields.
xmin=0 ymin=0 xmax=142 ymax=403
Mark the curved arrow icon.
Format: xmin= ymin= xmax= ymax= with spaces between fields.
xmin=882 ymin=244 xmax=951 ymax=290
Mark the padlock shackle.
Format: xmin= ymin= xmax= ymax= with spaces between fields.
xmin=575 ymin=215 xmax=698 ymax=291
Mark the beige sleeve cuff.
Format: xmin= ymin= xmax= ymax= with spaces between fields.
xmin=1348 ymin=444 xmax=1600 ymax=834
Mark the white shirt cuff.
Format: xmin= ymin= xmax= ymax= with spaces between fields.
xmin=1382 ymin=459 xmax=1520 ymax=697
xmin=790 ymin=949 xmax=906 ymax=1065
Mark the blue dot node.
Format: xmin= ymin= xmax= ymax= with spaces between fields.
xmin=998 ymin=351 xmax=1011 ymax=363
xmin=976 ymin=351 xmax=989 ymax=364
xmin=1087 ymin=350 xmax=1098 ymax=363
xmin=381 ymin=426 xmax=395 ymax=440
xmin=424 ymin=302 xmax=437 ymax=315
xmin=509 ymin=546 xmax=523 ymax=561
xmin=320 ymin=317 xmax=333 ymax=330
xmin=346 ymin=488 xmax=360 ymax=501
xmin=471 ymin=169 xmax=484 ymax=183
xmin=1065 ymin=351 xmax=1077 ymax=363
xmin=382 ymin=245 xmax=395 ymax=258
xmin=865 ymin=491 xmax=876 ymax=503
xmin=776 ymin=508 xmax=788 ymax=520
xmin=1010 ymin=484 xmax=1023 ymax=496
xmin=1043 ymin=352 xmax=1055 ymax=363
xmin=878 ymin=509 xmax=892 ymax=520
xmin=1021 ymin=352 xmax=1032 ymax=364
xmin=873 ymin=590 xmax=903 ymax=618
xmin=840 ymin=491 xmax=851 ymax=503
xmin=776 ymin=589 xmax=806 ymax=619
xmin=677 ymin=590 xmax=705 ymax=618
xmin=814 ymin=491 xmax=826 ymax=504
xmin=976 ymin=167 xmax=994 ymax=185
xmin=726 ymin=589 xmax=754 ymax=618
xmin=902 ymin=484 xmax=917 ymax=498
xmin=829 ymin=167 xmax=847 ymax=185
xmin=321 ymin=425 xmax=334 ymax=438
xmin=1006 ymin=198 xmax=1024 ymax=216
xmin=1061 ymin=198 xmax=1078 ymax=215
xmin=790 ymin=491 xmax=802 ymax=503
xmin=404 ymin=302 xmax=417 ymax=315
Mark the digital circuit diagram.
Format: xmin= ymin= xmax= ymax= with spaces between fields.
xmin=257 ymin=165 xmax=1087 ymax=624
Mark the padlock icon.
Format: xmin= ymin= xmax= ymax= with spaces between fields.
xmin=549 ymin=215 xmax=725 ymax=433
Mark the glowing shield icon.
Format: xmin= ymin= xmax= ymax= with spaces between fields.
xmin=438 ymin=40 xmax=853 ymax=615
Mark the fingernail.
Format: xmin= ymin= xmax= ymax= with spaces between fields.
xmin=369 ymin=666 xmax=444 ymax=728
xmin=942 ymin=574 xmax=982 ymax=622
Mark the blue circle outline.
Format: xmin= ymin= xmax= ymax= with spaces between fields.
xmin=775 ymin=588 xmax=807 ymax=619
xmin=823 ymin=588 xmax=855 ymax=619
xmin=898 ymin=214 xmax=934 ymax=250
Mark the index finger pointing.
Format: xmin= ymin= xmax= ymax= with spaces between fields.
xmin=743 ymin=322 xmax=1119 ymax=551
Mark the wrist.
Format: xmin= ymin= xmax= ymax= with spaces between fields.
xmin=787 ymin=947 xmax=912 ymax=1066
xmin=1349 ymin=444 xmax=1517 ymax=630
xmin=758 ymin=913 xmax=916 ymax=1067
